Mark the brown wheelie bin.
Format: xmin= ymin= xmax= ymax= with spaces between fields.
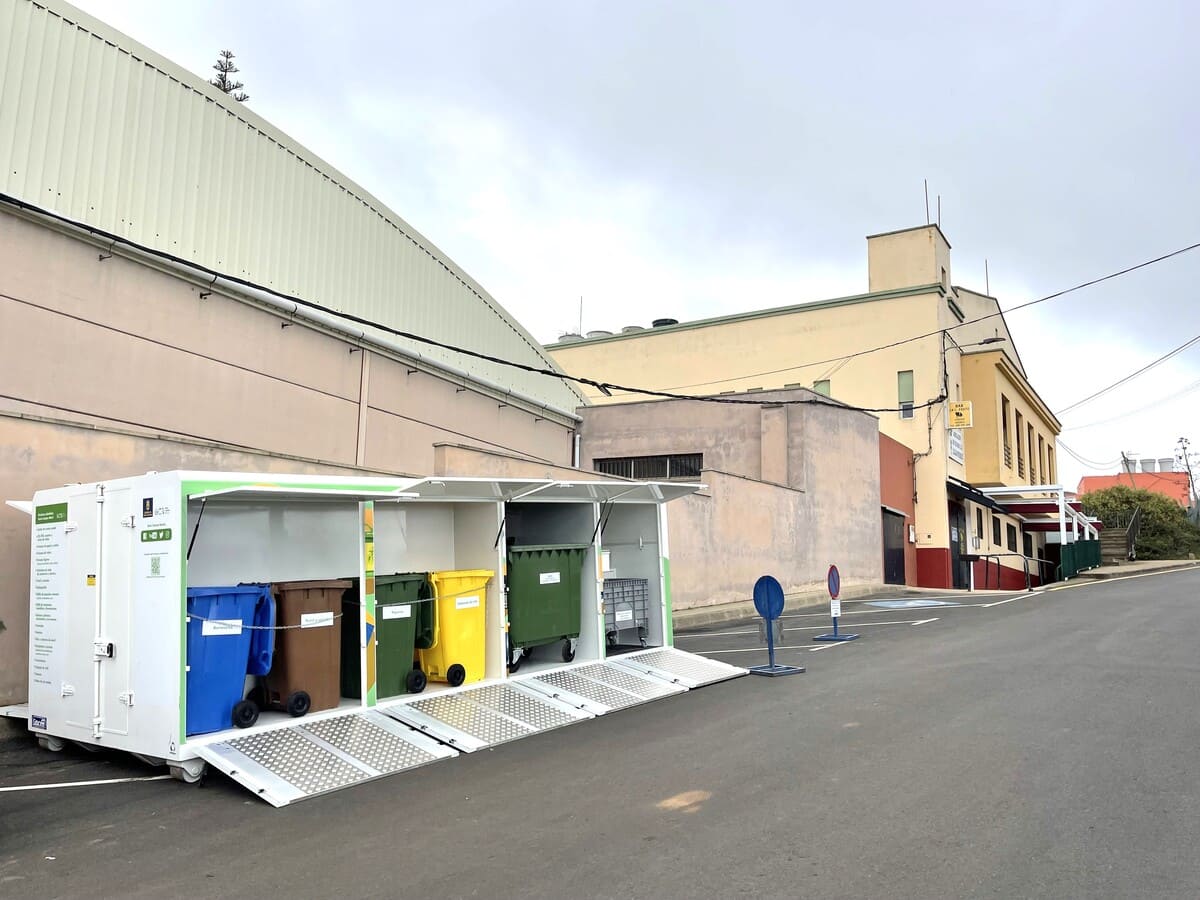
xmin=258 ymin=580 xmax=351 ymax=717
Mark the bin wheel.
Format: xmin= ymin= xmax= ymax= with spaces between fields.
xmin=286 ymin=691 xmax=311 ymax=718
xmin=446 ymin=664 xmax=466 ymax=687
xmin=249 ymin=682 xmax=269 ymax=709
xmin=561 ymin=640 xmax=576 ymax=663
xmin=406 ymin=668 xmax=427 ymax=694
xmin=507 ymin=650 xmax=522 ymax=674
xmin=232 ymin=699 xmax=260 ymax=729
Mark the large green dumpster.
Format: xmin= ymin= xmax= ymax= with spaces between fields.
xmin=506 ymin=544 xmax=589 ymax=668
xmin=341 ymin=574 xmax=430 ymax=699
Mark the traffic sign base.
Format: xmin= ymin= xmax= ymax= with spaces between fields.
xmin=748 ymin=663 xmax=806 ymax=677
xmin=812 ymin=633 xmax=859 ymax=642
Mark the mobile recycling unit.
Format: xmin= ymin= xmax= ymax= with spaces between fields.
xmin=3 ymin=470 xmax=745 ymax=806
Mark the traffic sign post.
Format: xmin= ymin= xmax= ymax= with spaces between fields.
xmin=813 ymin=564 xmax=859 ymax=642
xmin=747 ymin=575 xmax=805 ymax=677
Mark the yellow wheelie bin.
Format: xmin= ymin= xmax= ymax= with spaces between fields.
xmin=416 ymin=570 xmax=493 ymax=687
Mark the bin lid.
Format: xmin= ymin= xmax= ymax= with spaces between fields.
xmin=187 ymin=584 xmax=272 ymax=598
xmin=509 ymin=481 xmax=702 ymax=503
xmin=272 ymin=579 xmax=354 ymax=591
xmin=509 ymin=543 xmax=592 ymax=554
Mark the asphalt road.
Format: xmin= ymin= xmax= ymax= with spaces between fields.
xmin=3 ymin=570 xmax=1200 ymax=899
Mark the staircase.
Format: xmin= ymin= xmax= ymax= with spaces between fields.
xmin=1100 ymin=527 xmax=1130 ymax=564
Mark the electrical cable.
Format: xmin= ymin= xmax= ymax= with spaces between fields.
xmin=5 ymin=191 xmax=1198 ymax=414
xmin=1056 ymin=333 xmax=1200 ymax=415
xmin=1060 ymin=376 xmax=1200 ymax=431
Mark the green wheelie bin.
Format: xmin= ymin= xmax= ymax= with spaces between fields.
xmin=505 ymin=544 xmax=589 ymax=671
xmin=341 ymin=574 xmax=431 ymax=699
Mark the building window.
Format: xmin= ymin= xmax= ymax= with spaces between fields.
xmin=898 ymin=370 xmax=914 ymax=419
xmin=1027 ymin=425 xmax=1036 ymax=483
xmin=1006 ymin=523 xmax=1018 ymax=552
xmin=975 ymin=508 xmax=984 ymax=541
xmin=594 ymin=453 xmax=703 ymax=481
xmin=1015 ymin=411 xmax=1025 ymax=477
xmin=1047 ymin=446 xmax=1055 ymax=482
xmin=940 ymin=266 xmax=948 ymax=290
xmin=1023 ymin=533 xmax=1034 ymax=558
xmin=813 ymin=379 xmax=831 ymax=397
xmin=992 ymin=515 xmax=1001 ymax=546
xmin=1038 ymin=435 xmax=1046 ymax=483
xmin=1001 ymin=395 xmax=1012 ymax=467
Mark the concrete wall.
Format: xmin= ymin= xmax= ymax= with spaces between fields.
xmin=579 ymin=389 xmax=884 ymax=608
xmin=0 ymin=211 xmax=576 ymax=703
xmin=867 ymin=225 xmax=952 ymax=294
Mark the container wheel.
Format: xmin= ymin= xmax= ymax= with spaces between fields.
xmin=561 ymin=640 xmax=576 ymax=663
xmin=232 ymin=699 xmax=260 ymax=729
xmin=406 ymin=668 xmax=427 ymax=694
xmin=169 ymin=761 xmax=207 ymax=784
xmin=446 ymin=664 xmax=466 ymax=687
xmin=249 ymin=682 xmax=270 ymax=710
xmin=286 ymin=691 xmax=311 ymax=718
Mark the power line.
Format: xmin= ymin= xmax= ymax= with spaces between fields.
xmin=602 ymin=240 xmax=1200 ymax=397
xmin=1057 ymin=439 xmax=1122 ymax=471
xmin=1056 ymin=333 xmax=1200 ymax=415
xmin=6 ymin=190 xmax=1199 ymax=415
xmin=1060 ymin=376 xmax=1200 ymax=431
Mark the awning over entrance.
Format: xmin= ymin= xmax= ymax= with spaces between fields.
xmin=976 ymin=484 xmax=1102 ymax=541
xmin=946 ymin=478 xmax=1004 ymax=511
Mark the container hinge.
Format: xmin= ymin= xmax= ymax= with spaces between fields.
xmin=121 ymin=516 xmax=136 ymax=528
xmin=60 ymin=682 xmax=75 ymax=697
xmin=92 ymin=717 xmax=102 ymax=739
xmin=118 ymin=692 xmax=134 ymax=707
xmin=92 ymin=641 xmax=114 ymax=660
xmin=64 ymin=521 xmax=78 ymax=534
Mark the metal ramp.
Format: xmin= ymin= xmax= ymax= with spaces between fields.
xmin=609 ymin=647 xmax=748 ymax=688
xmin=192 ymin=709 xmax=456 ymax=807
xmin=518 ymin=660 xmax=688 ymax=715
xmin=382 ymin=682 xmax=592 ymax=752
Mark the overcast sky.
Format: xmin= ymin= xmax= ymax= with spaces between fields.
xmin=71 ymin=0 xmax=1200 ymax=491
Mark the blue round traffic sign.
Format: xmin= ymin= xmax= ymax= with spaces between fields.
xmin=827 ymin=565 xmax=841 ymax=600
xmin=753 ymin=575 xmax=785 ymax=621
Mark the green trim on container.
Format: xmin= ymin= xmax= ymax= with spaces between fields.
xmin=178 ymin=485 xmax=187 ymax=746
xmin=181 ymin=478 xmax=403 ymax=497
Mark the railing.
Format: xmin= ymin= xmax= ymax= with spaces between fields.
xmin=1017 ymin=458 xmax=1025 ymax=478
xmin=1058 ymin=540 xmax=1102 ymax=580
xmin=1004 ymin=445 xmax=1012 ymax=468
xmin=1127 ymin=505 xmax=1142 ymax=561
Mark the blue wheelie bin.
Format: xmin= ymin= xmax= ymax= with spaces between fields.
xmin=185 ymin=585 xmax=274 ymax=736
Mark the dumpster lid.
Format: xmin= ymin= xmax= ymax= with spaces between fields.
xmin=513 ymin=481 xmax=703 ymax=503
xmin=401 ymin=478 xmax=553 ymax=502
xmin=5 ymin=500 xmax=33 ymax=516
xmin=187 ymin=485 xmax=421 ymax=502
xmin=509 ymin=543 xmax=593 ymax=553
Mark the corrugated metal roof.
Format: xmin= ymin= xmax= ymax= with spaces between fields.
xmin=0 ymin=0 xmax=584 ymax=414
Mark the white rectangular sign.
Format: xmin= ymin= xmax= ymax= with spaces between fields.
xmin=381 ymin=604 xmax=412 ymax=620
xmin=948 ymin=427 xmax=965 ymax=464
xmin=201 ymin=619 xmax=243 ymax=636
xmin=301 ymin=611 xmax=335 ymax=628
xmin=456 ymin=595 xmax=480 ymax=610
xmin=539 ymin=572 xmax=561 ymax=585
xmin=615 ymin=608 xmax=634 ymax=623
xmin=830 ymin=598 xmax=842 ymax=619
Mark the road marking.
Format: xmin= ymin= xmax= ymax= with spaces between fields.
xmin=808 ymin=641 xmax=854 ymax=652
xmin=1043 ymin=566 xmax=1200 ymax=592
xmin=656 ymin=790 xmax=712 ymax=814
xmin=695 ymin=646 xmax=812 ymax=654
xmin=910 ymin=618 xmax=939 ymax=626
xmin=0 ymin=775 xmax=173 ymax=793
xmin=679 ymin=620 xmax=934 ymax=640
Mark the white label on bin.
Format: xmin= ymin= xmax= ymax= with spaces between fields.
xmin=301 ymin=612 xmax=335 ymax=629
xmin=456 ymin=595 xmax=480 ymax=610
xmin=382 ymin=604 xmax=412 ymax=620
xmin=539 ymin=572 xmax=562 ymax=585
xmin=615 ymin=608 xmax=634 ymax=623
xmin=201 ymin=619 xmax=242 ymax=636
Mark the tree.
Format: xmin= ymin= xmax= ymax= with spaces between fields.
xmin=210 ymin=50 xmax=249 ymax=102
xmin=1081 ymin=485 xmax=1200 ymax=560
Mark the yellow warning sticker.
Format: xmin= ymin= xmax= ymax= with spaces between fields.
xmin=86 ymin=574 xmax=96 ymax=586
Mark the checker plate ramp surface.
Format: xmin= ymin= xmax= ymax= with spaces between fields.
xmin=610 ymin=647 xmax=748 ymax=688
xmin=383 ymin=683 xmax=591 ymax=752
xmin=191 ymin=710 xmax=457 ymax=807
xmin=518 ymin=664 xmax=669 ymax=715
xmin=571 ymin=661 xmax=687 ymax=700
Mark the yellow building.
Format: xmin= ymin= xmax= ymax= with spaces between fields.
xmin=549 ymin=225 xmax=1082 ymax=589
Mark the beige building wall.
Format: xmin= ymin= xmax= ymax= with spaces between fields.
xmin=0 ymin=210 xmax=576 ymax=703
xmin=579 ymin=390 xmax=884 ymax=607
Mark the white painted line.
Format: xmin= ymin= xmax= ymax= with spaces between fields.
xmin=808 ymin=641 xmax=854 ymax=652
xmin=980 ymin=595 xmax=1030 ymax=607
xmin=910 ymin=618 xmax=939 ymax=626
xmin=695 ymin=646 xmax=812 ymax=655
xmin=679 ymin=620 xmax=932 ymax=639
xmin=0 ymin=775 xmax=173 ymax=793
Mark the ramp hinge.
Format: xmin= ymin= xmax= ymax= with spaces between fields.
xmin=121 ymin=516 xmax=136 ymax=528
xmin=118 ymin=692 xmax=134 ymax=707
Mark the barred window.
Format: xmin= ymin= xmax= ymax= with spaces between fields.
xmin=594 ymin=453 xmax=703 ymax=481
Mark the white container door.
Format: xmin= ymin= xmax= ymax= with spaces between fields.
xmin=61 ymin=489 xmax=99 ymax=732
xmin=98 ymin=486 xmax=134 ymax=737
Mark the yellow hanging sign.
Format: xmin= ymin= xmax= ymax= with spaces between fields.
xmin=948 ymin=401 xmax=974 ymax=429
